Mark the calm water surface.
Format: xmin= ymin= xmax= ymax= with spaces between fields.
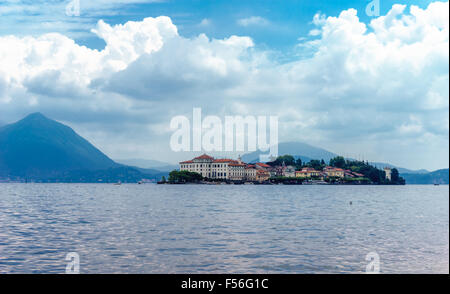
xmin=0 ymin=184 xmax=448 ymax=273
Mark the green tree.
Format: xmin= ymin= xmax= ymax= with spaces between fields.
xmin=273 ymin=155 xmax=296 ymax=166
xmin=295 ymin=158 xmax=303 ymax=169
xmin=329 ymin=156 xmax=346 ymax=168
xmin=390 ymin=168 xmax=405 ymax=184
xmin=168 ymin=170 xmax=203 ymax=183
xmin=308 ymin=159 xmax=322 ymax=170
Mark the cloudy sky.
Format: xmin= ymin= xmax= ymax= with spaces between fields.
xmin=0 ymin=0 xmax=448 ymax=171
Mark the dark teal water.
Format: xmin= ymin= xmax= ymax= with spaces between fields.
xmin=0 ymin=184 xmax=448 ymax=273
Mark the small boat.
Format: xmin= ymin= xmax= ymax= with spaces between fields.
xmin=138 ymin=181 xmax=143 ymax=184
xmin=114 ymin=181 xmax=122 ymax=185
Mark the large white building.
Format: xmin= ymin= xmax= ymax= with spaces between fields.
xmin=179 ymin=154 xmax=258 ymax=181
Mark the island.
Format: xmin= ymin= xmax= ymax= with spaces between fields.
xmin=160 ymin=154 xmax=405 ymax=185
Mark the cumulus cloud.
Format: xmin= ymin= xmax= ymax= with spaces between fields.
xmin=0 ymin=1 xmax=448 ymax=170
xmin=98 ymin=33 xmax=254 ymax=100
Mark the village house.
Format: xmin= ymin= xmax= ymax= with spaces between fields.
xmin=295 ymin=167 xmax=322 ymax=178
xmin=245 ymin=165 xmax=257 ymax=181
xmin=344 ymin=170 xmax=365 ymax=178
xmin=256 ymin=169 xmax=271 ymax=182
xmin=282 ymin=165 xmax=296 ymax=178
xmin=323 ymin=166 xmax=345 ymax=178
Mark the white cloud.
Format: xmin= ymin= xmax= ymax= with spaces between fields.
xmin=0 ymin=2 xmax=448 ymax=170
xmin=0 ymin=0 xmax=164 ymax=16
xmin=199 ymin=18 xmax=211 ymax=27
xmin=237 ymin=16 xmax=269 ymax=27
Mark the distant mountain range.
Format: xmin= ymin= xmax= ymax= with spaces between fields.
xmin=241 ymin=141 xmax=448 ymax=184
xmin=115 ymin=158 xmax=178 ymax=172
xmin=401 ymin=169 xmax=449 ymax=185
xmin=241 ymin=141 xmax=337 ymax=164
xmin=0 ymin=113 xmax=447 ymax=184
xmin=0 ymin=113 xmax=166 ymax=183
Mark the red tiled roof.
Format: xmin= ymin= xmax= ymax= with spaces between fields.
xmin=213 ymin=159 xmax=236 ymax=163
xmin=194 ymin=154 xmax=214 ymax=160
xmin=256 ymin=163 xmax=271 ymax=168
xmin=353 ymin=172 xmax=365 ymax=177
xmin=229 ymin=163 xmax=245 ymax=167
xmin=180 ymin=160 xmax=193 ymax=164
xmin=299 ymin=168 xmax=321 ymax=172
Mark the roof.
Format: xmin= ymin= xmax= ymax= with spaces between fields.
xmin=325 ymin=167 xmax=344 ymax=171
xmin=213 ymin=159 xmax=236 ymax=163
xmin=302 ymin=167 xmax=319 ymax=172
xmin=194 ymin=154 xmax=214 ymax=160
xmin=296 ymin=169 xmax=320 ymax=173
xmin=229 ymin=163 xmax=245 ymax=167
xmin=180 ymin=160 xmax=193 ymax=164
xmin=257 ymin=169 xmax=269 ymax=174
xmin=255 ymin=162 xmax=271 ymax=168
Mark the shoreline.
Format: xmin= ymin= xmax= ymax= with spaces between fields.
xmin=157 ymin=180 xmax=406 ymax=186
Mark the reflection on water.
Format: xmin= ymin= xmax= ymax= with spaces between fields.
xmin=0 ymin=184 xmax=448 ymax=273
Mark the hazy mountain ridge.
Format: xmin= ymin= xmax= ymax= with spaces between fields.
xmin=115 ymin=158 xmax=177 ymax=172
xmin=401 ymin=169 xmax=449 ymax=185
xmin=0 ymin=114 xmax=445 ymax=184
xmin=240 ymin=141 xmax=445 ymax=184
xmin=0 ymin=113 xmax=116 ymax=176
xmin=0 ymin=113 xmax=164 ymax=182
xmin=241 ymin=142 xmax=337 ymax=163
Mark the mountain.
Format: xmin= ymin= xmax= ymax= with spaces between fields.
xmin=0 ymin=113 xmax=165 ymax=182
xmin=241 ymin=141 xmax=337 ymax=163
xmin=242 ymin=141 xmax=434 ymax=176
xmin=401 ymin=169 xmax=449 ymax=185
xmin=368 ymin=162 xmax=429 ymax=174
xmin=0 ymin=113 xmax=116 ymax=177
xmin=115 ymin=158 xmax=177 ymax=172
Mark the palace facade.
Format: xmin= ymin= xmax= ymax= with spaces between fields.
xmin=179 ymin=154 xmax=258 ymax=181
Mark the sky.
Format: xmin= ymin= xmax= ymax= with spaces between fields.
xmin=0 ymin=0 xmax=448 ymax=170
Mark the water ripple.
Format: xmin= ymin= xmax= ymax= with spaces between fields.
xmin=0 ymin=184 xmax=448 ymax=273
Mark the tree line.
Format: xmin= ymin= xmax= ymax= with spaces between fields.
xmin=268 ymin=155 xmax=405 ymax=184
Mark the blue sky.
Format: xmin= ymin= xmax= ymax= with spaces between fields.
xmin=0 ymin=0 xmax=437 ymax=51
xmin=0 ymin=0 xmax=448 ymax=170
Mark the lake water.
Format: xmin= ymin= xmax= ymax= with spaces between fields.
xmin=0 ymin=184 xmax=448 ymax=274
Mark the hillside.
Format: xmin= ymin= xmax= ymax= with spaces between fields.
xmin=241 ymin=141 xmax=337 ymax=163
xmin=0 ymin=113 xmax=164 ymax=182
xmin=401 ymin=169 xmax=449 ymax=185
xmin=115 ymin=158 xmax=178 ymax=172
